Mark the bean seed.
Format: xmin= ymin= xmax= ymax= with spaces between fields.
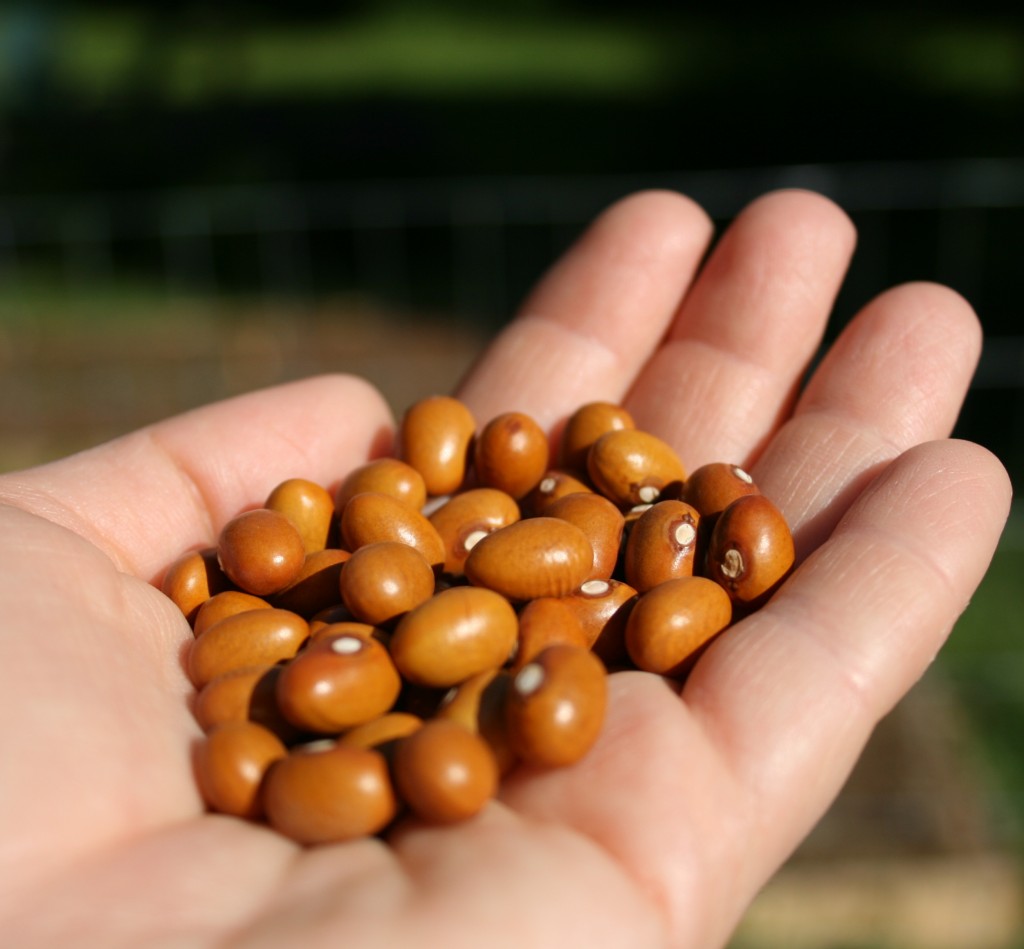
xmin=265 ymin=477 xmax=335 ymax=554
xmin=398 ymin=395 xmax=476 ymax=496
xmin=623 ymin=499 xmax=701 ymax=593
xmin=193 ymin=590 xmax=272 ymax=638
xmin=545 ymin=491 xmax=624 ymax=580
xmin=339 ymin=541 xmax=436 ymax=627
xmin=559 ymin=401 xmax=635 ymax=470
xmin=194 ymin=721 xmax=287 ymax=819
xmin=428 ymin=487 xmax=521 ymax=575
xmin=586 ymin=429 xmax=687 ymax=508
xmin=340 ymin=492 xmax=446 ymax=570
xmin=473 ymin=410 xmax=549 ymax=500
xmin=161 ymin=547 xmax=231 ymax=625
xmin=335 ymin=458 xmax=428 ymax=514
xmin=217 ymin=508 xmax=307 ymax=596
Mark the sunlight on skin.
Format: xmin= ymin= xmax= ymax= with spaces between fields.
xmin=0 ymin=189 xmax=1011 ymax=948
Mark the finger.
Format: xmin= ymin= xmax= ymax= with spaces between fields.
xmin=685 ymin=439 xmax=1012 ymax=897
xmin=754 ymin=282 xmax=983 ymax=557
xmin=0 ymin=374 xmax=394 ymax=582
xmin=456 ymin=190 xmax=714 ymax=428
xmin=625 ymin=189 xmax=856 ymax=470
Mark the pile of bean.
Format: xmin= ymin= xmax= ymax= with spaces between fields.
xmin=163 ymin=396 xmax=794 ymax=845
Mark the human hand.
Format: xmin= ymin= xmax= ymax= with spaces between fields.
xmin=0 ymin=190 xmax=1011 ymax=948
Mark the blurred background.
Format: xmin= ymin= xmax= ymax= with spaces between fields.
xmin=0 ymin=2 xmax=1021 ymax=945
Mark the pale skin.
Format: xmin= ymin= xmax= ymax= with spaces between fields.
xmin=0 ymin=189 xmax=1012 ymax=948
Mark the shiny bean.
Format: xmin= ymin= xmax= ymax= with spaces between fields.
xmin=193 ymin=590 xmax=272 ymax=638
xmin=339 ymin=541 xmax=436 ymax=627
xmin=265 ymin=477 xmax=335 ymax=554
xmin=520 ymin=469 xmax=594 ymax=517
xmin=392 ymin=719 xmax=499 ymax=824
xmin=194 ymin=721 xmax=287 ymax=819
xmin=217 ymin=508 xmax=307 ymax=596
xmin=545 ymin=491 xmax=624 ymax=580
xmin=511 ymin=597 xmax=589 ymax=673
xmin=307 ymin=619 xmax=387 ymax=648
xmin=680 ymin=461 xmax=760 ymax=519
xmin=193 ymin=663 xmax=303 ymax=744
xmin=262 ymin=740 xmax=398 ymax=845
xmin=161 ymin=547 xmax=231 ymax=625
xmin=559 ymin=578 xmax=638 ymax=668
xmin=586 ymin=429 xmax=687 ymax=508
xmin=434 ymin=669 xmax=517 ymax=774
xmin=187 ymin=608 xmax=309 ymax=689
xmin=428 ymin=487 xmax=521 ymax=575
xmin=504 ymin=644 xmax=606 ymax=768
xmin=558 ymin=401 xmax=635 ymax=471
xmin=334 ymin=458 xmax=427 ymax=514
xmin=271 ymin=548 xmax=350 ymax=618
xmin=275 ymin=633 xmax=402 ymax=734
xmin=464 ymin=517 xmax=593 ymax=601
xmin=390 ymin=586 xmax=518 ymax=688
xmin=398 ymin=395 xmax=476 ymax=496
xmin=473 ymin=410 xmax=549 ymax=500
xmin=623 ymin=499 xmax=701 ymax=593
xmin=705 ymin=494 xmax=795 ymax=608
xmin=624 ymin=576 xmax=733 ymax=677
xmin=338 ymin=712 xmax=424 ymax=750
xmin=340 ymin=492 xmax=446 ymax=570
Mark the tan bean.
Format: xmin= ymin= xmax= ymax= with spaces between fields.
xmin=505 ymin=644 xmax=606 ymax=768
xmin=262 ymin=741 xmax=398 ymax=845
xmin=275 ymin=633 xmax=401 ymax=734
xmin=390 ymin=586 xmax=518 ymax=688
xmin=340 ymin=492 xmax=446 ymax=570
xmin=705 ymin=494 xmax=794 ymax=608
xmin=623 ymin=499 xmax=701 ymax=593
xmin=558 ymin=401 xmax=635 ymax=470
xmin=587 ymin=429 xmax=687 ymax=508
xmin=339 ymin=541 xmax=436 ymax=627
xmin=398 ymin=395 xmax=476 ymax=496
xmin=194 ymin=721 xmax=287 ymax=819
xmin=334 ymin=458 xmax=427 ymax=514
xmin=193 ymin=664 xmax=301 ymax=743
xmin=193 ymin=590 xmax=272 ymax=638
xmin=217 ymin=508 xmax=307 ymax=597
xmin=520 ymin=469 xmax=594 ymax=517
xmin=271 ymin=548 xmax=350 ymax=618
xmin=428 ymin=487 xmax=521 ymax=575
xmin=624 ymin=576 xmax=733 ymax=677
xmin=473 ymin=411 xmax=549 ymax=500
xmin=392 ymin=719 xmax=499 ymax=824
xmin=464 ymin=517 xmax=593 ymax=601
xmin=545 ymin=491 xmax=624 ymax=580
xmin=559 ymin=578 xmax=638 ymax=668
xmin=511 ymin=597 xmax=589 ymax=673
xmin=338 ymin=712 xmax=424 ymax=751
xmin=161 ymin=547 xmax=231 ymax=625
xmin=187 ymin=608 xmax=309 ymax=689
xmin=680 ymin=462 xmax=760 ymax=519
xmin=434 ymin=669 xmax=517 ymax=774
xmin=265 ymin=478 xmax=335 ymax=554
xmin=307 ymin=619 xmax=388 ymax=648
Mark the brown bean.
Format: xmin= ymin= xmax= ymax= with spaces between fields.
xmin=505 ymin=644 xmax=606 ymax=768
xmin=307 ymin=619 xmax=387 ymax=648
xmin=520 ymin=469 xmax=594 ymax=517
xmin=464 ymin=517 xmax=593 ymax=601
xmin=339 ymin=541 xmax=436 ymax=627
xmin=262 ymin=741 xmax=398 ymax=845
xmin=473 ymin=411 xmax=549 ymax=500
xmin=340 ymin=492 xmax=446 ymax=570
xmin=559 ymin=578 xmax=638 ymax=668
xmin=271 ymin=548 xmax=350 ymax=618
xmin=334 ymin=458 xmax=427 ymax=514
xmin=558 ymin=401 xmax=635 ymax=470
xmin=428 ymin=487 xmax=521 ymax=575
xmin=398 ymin=395 xmax=476 ymax=496
xmin=622 ymin=499 xmax=701 ymax=593
xmin=265 ymin=478 xmax=335 ymax=555
xmin=587 ymin=429 xmax=687 ymax=508
xmin=193 ymin=664 xmax=301 ymax=743
xmin=545 ymin=491 xmax=624 ymax=580
xmin=275 ymin=633 xmax=402 ymax=734
xmin=193 ymin=590 xmax=272 ymax=638
xmin=435 ymin=670 xmax=517 ymax=775
xmin=390 ymin=586 xmax=518 ymax=688
xmin=392 ymin=719 xmax=499 ymax=824
xmin=338 ymin=712 xmax=424 ymax=751
xmin=161 ymin=547 xmax=231 ymax=625
xmin=187 ymin=608 xmax=309 ymax=689
xmin=217 ymin=508 xmax=307 ymax=597
xmin=680 ymin=462 xmax=760 ymax=519
xmin=511 ymin=597 xmax=589 ymax=673
xmin=624 ymin=576 xmax=733 ymax=677
xmin=194 ymin=721 xmax=287 ymax=819
xmin=705 ymin=494 xmax=794 ymax=608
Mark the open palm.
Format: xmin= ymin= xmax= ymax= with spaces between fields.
xmin=0 ymin=190 xmax=1010 ymax=948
